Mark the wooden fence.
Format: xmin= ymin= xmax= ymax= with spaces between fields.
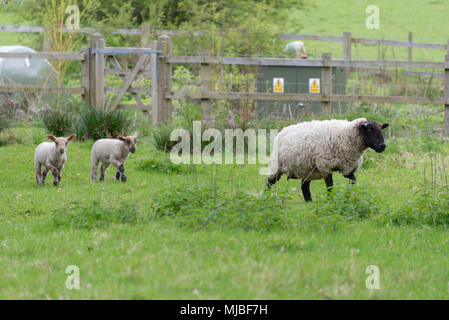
xmin=2 ymin=33 xmax=449 ymax=132
xmin=2 ymin=24 xmax=448 ymax=58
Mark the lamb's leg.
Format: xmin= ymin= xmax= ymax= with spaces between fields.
xmin=100 ymin=163 xmax=109 ymax=182
xmin=111 ymin=160 xmax=126 ymax=183
xmin=51 ymin=167 xmax=59 ymax=186
xmin=324 ymin=174 xmax=334 ymax=194
xmin=267 ymin=171 xmax=282 ymax=189
xmin=344 ymin=171 xmax=356 ymax=184
xmin=301 ymin=179 xmax=312 ymax=202
xmin=91 ymin=159 xmax=99 ymax=182
xmin=57 ymin=164 xmax=64 ymax=183
xmin=119 ymin=164 xmax=126 ymax=182
xmin=115 ymin=170 xmax=121 ymax=182
xmin=41 ymin=167 xmax=49 ymax=186
xmin=35 ymin=164 xmax=42 ymax=186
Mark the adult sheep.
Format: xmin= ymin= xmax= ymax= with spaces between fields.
xmin=267 ymin=118 xmax=388 ymax=201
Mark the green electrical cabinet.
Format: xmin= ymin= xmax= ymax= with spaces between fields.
xmin=256 ymin=66 xmax=347 ymax=118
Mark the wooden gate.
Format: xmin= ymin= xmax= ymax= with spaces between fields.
xmin=84 ymin=33 xmax=172 ymax=125
xmin=96 ymin=47 xmax=160 ymax=118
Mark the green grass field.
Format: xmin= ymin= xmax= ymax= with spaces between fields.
xmin=1 ymin=128 xmax=449 ymax=299
xmin=2 ymin=0 xmax=449 ymax=62
xmin=289 ymin=0 xmax=449 ymax=62
xmin=2 ymin=0 xmax=449 ymax=300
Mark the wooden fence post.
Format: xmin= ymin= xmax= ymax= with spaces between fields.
xmin=444 ymin=52 xmax=449 ymax=135
xmin=343 ymin=32 xmax=351 ymax=77
xmin=89 ymin=33 xmax=105 ymax=108
xmin=43 ymin=29 xmax=51 ymax=51
xmin=321 ymin=53 xmax=332 ymax=115
xmin=408 ymin=32 xmax=413 ymax=62
xmin=139 ymin=24 xmax=151 ymax=119
xmin=153 ymin=35 xmax=172 ymax=125
xmin=81 ymin=46 xmax=90 ymax=103
xmin=200 ymin=52 xmax=212 ymax=124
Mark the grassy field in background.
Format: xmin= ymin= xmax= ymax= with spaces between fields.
xmin=1 ymin=129 xmax=449 ymax=299
xmin=290 ymin=0 xmax=449 ymax=61
xmin=1 ymin=1 xmax=449 ymax=62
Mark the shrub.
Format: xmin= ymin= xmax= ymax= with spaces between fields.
xmin=42 ymin=109 xmax=74 ymax=136
xmin=136 ymin=152 xmax=186 ymax=174
xmin=77 ymin=105 xmax=131 ymax=140
xmin=311 ymin=185 xmax=383 ymax=222
xmin=0 ymin=95 xmax=19 ymax=132
xmin=152 ymin=184 xmax=290 ymax=231
xmin=51 ymin=201 xmax=147 ymax=229
xmin=0 ymin=127 xmax=47 ymax=146
xmin=0 ymin=109 xmax=11 ymax=133
xmin=152 ymin=123 xmax=179 ymax=152
xmin=392 ymin=188 xmax=449 ymax=227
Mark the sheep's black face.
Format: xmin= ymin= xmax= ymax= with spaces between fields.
xmin=359 ymin=121 xmax=388 ymax=153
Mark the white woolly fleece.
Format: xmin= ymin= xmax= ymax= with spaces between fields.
xmin=91 ymin=139 xmax=131 ymax=165
xmin=268 ymin=118 xmax=368 ymax=181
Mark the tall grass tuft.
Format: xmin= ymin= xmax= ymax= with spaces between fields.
xmin=42 ymin=109 xmax=74 ymax=136
xmin=76 ymin=105 xmax=131 ymax=140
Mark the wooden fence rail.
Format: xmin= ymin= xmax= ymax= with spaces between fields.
xmin=2 ymin=33 xmax=449 ymax=133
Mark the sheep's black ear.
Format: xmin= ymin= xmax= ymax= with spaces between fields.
xmin=360 ymin=122 xmax=368 ymax=130
xmin=382 ymin=123 xmax=389 ymax=129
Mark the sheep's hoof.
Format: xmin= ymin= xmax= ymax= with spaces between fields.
xmin=53 ymin=181 xmax=59 ymax=186
xmin=121 ymin=176 xmax=127 ymax=183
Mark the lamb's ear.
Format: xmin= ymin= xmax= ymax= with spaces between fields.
xmin=67 ymin=134 xmax=76 ymax=142
xmin=382 ymin=123 xmax=389 ymax=129
xmin=48 ymin=134 xmax=57 ymax=142
xmin=133 ymin=132 xmax=139 ymax=138
xmin=118 ymin=136 xmax=127 ymax=142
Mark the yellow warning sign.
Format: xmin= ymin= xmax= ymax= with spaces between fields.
xmin=273 ymin=78 xmax=284 ymax=93
xmin=309 ymin=78 xmax=320 ymax=93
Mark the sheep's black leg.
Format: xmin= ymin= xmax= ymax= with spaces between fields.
xmin=267 ymin=172 xmax=282 ymax=189
xmin=301 ymin=179 xmax=312 ymax=202
xmin=344 ymin=171 xmax=356 ymax=184
xmin=115 ymin=170 xmax=121 ymax=181
xmin=324 ymin=174 xmax=333 ymax=194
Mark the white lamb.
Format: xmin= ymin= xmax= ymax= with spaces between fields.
xmin=34 ymin=134 xmax=76 ymax=186
xmin=267 ymin=118 xmax=388 ymax=201
xmin=91 ymin=133 xmax=139 ymax=182
xmin=283 ymin=41 xmax=306 ymax=57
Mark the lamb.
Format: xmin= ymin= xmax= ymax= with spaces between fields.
xmin=267 ymin=118 xmax=388 ymax=201
xmin=283 ymin=41 xmax=307 ymax=58
xmin=34 ymin=134 xmax=76 ymax=186
xmin=91 ymin=133 xmax=139 ymax=183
